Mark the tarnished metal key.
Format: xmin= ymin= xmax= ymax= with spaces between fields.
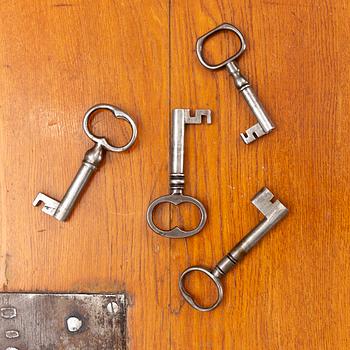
xmin=196 ymin=23 xmax=275 ymax=144
xmin=146 ymin=108 xmax=211 ymax=238
xmin=33 ymin=104 xmax=137 ymax=221
xmin=179 ymin=187 xmax=288 ymax=311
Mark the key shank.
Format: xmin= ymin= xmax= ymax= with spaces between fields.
xmin=170 ymin=109 xmax=186 ymax=194
xmin=227 ymin=62 xmax=275 ymax=139
xmin=212 ymin=202 xmax=288 ymax=278
xmin=53 ymin=144 xmax=105 ymax=221
xmin=169 ymin=109 xmax=211 ymax=194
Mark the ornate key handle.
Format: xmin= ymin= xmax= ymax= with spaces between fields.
xmin=196 ymin=23 xmax=275 ymax=144
xmin=147 ymin=194 xmax=207 ymax=239
xmin=179 ymin=187 xmax=288 ymax=311
xmin=33 ymin=104 xmax=137 ymax=221
xmin=146 ymin=109 xmax=211 ymax=239
xmin=82 ymin=104 xmax=137 ymax=152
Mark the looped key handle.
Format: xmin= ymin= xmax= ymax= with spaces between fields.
xmin=179 ymin=266 xmax=224 ymax=312
xmin=146 ymin=194 xmax=207 ymax=239
xmin=83 ymin=104 xmax=137 ymax=152
xmin=196 ymin=23 xmax=246 ymax=70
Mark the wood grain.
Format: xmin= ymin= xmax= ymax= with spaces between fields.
xmin=0 ymin=0 xmax=349 ymax=349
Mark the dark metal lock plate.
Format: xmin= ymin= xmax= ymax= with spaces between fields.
xmin=0 ymin=293 xmax=128 ymax=350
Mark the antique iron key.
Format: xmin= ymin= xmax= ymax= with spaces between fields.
xmin=146 ymin=108 xmax=211 ymax=238
xmin=196 ymin=23 xmax=275 ymax=144
xmin=179 ymin=187 xmax=288 ymax=311
xmin=33 ymin=104 xmax=137 ymax=221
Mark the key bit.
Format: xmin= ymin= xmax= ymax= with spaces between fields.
xmin=184 ymin=109 xmax=212 ymax=124
xmin=252 ymin=187 xmax=287 ymax=218
xmin=240 ymin=123 xmax=266 ymax=144
xmin=33 ymin=193 xmax=60 ymax=217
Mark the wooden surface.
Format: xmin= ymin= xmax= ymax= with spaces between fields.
xmin=0 ymin=0 xmax=349 ymax=349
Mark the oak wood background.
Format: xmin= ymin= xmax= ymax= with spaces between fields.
xmin=0 ymin=0 xmax=349 ymax=349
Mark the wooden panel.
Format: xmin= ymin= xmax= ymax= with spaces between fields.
xmin=169 ymin=0 xmax=350 ymax=349
xmin=0 ymin=1 xmax=169 ymax=349
xmin=0 ymin=0 xmax=349 ymax=349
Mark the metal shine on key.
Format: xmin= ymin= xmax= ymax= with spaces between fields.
xmin=179 ymin=187 xmax=288 ymax=312
xmin=33 ymin=104 xmax=137 ymax=221
xmin=146 ymin=108 xmax=211 ymax=239
xmin=196 ymin=23 xmax=275 ymax=144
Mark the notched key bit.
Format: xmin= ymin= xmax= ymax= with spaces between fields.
xmin=33 ymin=193 xmax=60 ymax=217
xmin=184 ymin=109 xmax=212 ymax=124
xmin=252 ymin=187 xmax=287 ymax=219
xmin=240 ymin=123 xmax=266 ymax=144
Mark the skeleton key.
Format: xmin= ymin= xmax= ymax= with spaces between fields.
xmin=146 ymin=108 xmax=211 ymax=238
xmin=179 ymin=187 xmax=288 ymax=311
xmin=196 ymin=23 xmax=275 ymax=144
xmin=33 ymin=104 xmax=137 ymax=221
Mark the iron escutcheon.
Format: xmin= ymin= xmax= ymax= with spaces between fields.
xmin=0 ymin=293 xmax=128 ymax=350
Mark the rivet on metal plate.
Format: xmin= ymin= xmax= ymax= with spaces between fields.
xmin=66 ymin=316 xmax=83 ymax=333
